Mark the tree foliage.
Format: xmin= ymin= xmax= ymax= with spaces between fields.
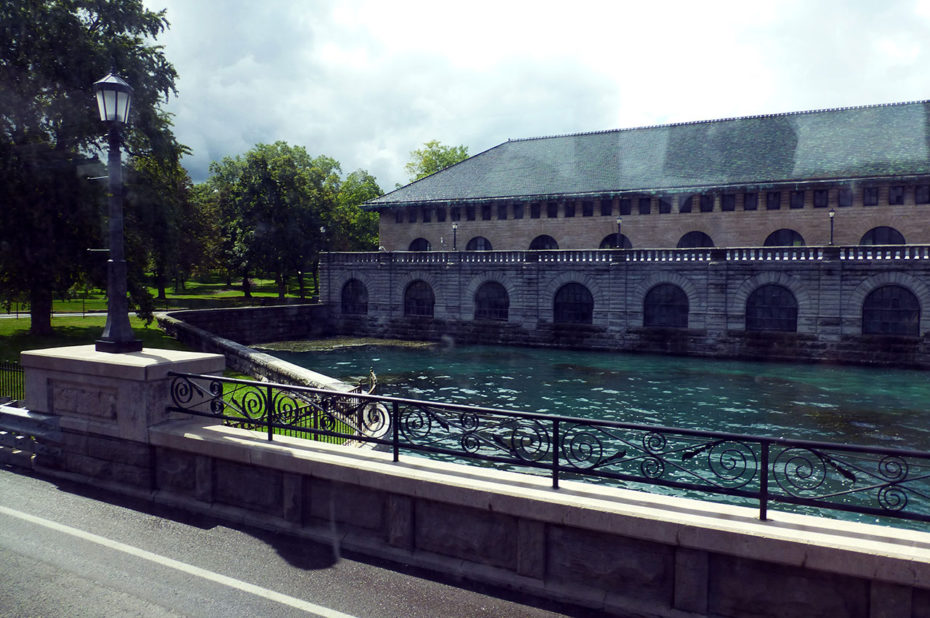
xmin=404 ymin=139 xmax=468 ymax=182
xmin=203 ymin=142 xmax=381 ymax=299
xmin=0 ymin=0 xmax=179 ymax=333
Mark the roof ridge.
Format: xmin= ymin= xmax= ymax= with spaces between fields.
xmin=507 ymin=100 xmax=930 ymax=144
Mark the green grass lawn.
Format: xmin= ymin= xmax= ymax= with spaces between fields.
xmin=2 ymin=274 xmax=319 ymax=316
xmin=0 ymin=315 xmax=188 ymax=362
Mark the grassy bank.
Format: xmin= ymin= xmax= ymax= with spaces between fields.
xmin=1 ymin=275 xmax=318 ymax=316
xmin=0 ymin=315 xmax=188 ymax=362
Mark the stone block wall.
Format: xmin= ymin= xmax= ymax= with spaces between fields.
xmin=320 ymin=251 xmax=930 ymax=367
xmin=164 ymin=304 xmax=331 ymax=346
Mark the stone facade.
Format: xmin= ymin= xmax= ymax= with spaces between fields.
xmin=378 ymin=183 xmax=930 ymax=253
xmin=320 ymin=246 xmax=930 ymax=367
xmin=366 ymin=102 xmax=930 ymax=254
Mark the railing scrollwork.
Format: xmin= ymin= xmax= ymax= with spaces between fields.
xmin=167 ymin=371 xmax=930 ymax=524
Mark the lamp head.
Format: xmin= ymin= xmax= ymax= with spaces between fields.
xmin=93 ymin=72 xmax=133 ymax=123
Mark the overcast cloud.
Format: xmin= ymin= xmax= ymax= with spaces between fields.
xmin=141 ymin=0 xmax=930 ymax=191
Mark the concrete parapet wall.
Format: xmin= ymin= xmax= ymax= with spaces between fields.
xmin=157 ymin=311 xmax=353 ymax=391
xmin=16 ymin=346 xmax=930 ymax=616
xmin=148 ymin=420 xmax=930 ymax=617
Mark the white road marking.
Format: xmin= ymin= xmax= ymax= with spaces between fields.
xmin=0 ymin=504 xmax=355 ymax=618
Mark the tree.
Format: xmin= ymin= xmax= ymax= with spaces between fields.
xmin=208 ymin=142 xmax=333 ymax=300
xmin=330 ymin=170 xmax=381 ymax=252
xmin=0 ymin=0 xmax=179 ymax=334
xmin=125 ymin=134 xmax=197 ymax=301
xmin=404 ymin=140 xmax=468 ymax=183
xmin=204 ymin=143 xmax=383 ymax=300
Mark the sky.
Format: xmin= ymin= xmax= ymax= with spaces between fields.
xmin=140 ymin=0 xmax=930 ymax=191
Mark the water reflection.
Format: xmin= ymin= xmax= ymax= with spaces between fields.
xmin=268 ymin=343 xmax=930 ymax=451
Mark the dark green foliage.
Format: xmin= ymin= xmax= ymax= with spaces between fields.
xmin=0 ymin=0 xmax=179 ymax=333
xmin=404 ymin=139 xmax=469 ymax=182
xmin=203 ymin=142 xmax=381 ymax=299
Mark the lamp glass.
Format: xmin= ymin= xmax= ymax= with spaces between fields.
xmin=94 ymin=73 xmax=133 ymax=123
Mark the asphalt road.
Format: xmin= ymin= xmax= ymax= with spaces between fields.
xmin=0 ymin=468 xmax=585 ymax=617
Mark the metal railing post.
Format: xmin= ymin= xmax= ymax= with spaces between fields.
xmin=392 ymin=401 xmax=400 ymax=462
xmin=266 ymin=384 xmax=274 ymax=442
xmin=759 ymin=439 xmax=769 ymax=520
xmin=552 ymin=419 xmax=560 ymax=489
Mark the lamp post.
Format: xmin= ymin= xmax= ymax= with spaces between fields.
xmin=616 ymin=216 xmax=623 ymax=249
xmin=829 ymin=208 xmax=836 ymax=246
xmin=94 ymin=72 xmax=142 ymax=353
xmin=452 ymin=222 xmax=458 ymax=251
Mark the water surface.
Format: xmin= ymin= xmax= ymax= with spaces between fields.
xmin=267 ymin=343 xmax=930 ymax=451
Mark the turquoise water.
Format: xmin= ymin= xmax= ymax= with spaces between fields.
xmin=268 ymin=343 xmax=930 ymax=452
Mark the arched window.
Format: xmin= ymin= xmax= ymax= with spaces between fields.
xmin=860 ymin=226 xmax=905 ymax=246
xmin=340 ymin=279 xmax=368 ymax=315
xmin=404 ymin=280 xmax=434 ymax=317
xmin=553 ymin=283 xmax=593 ymax=324
xmin=408 ymin=238 xmax=431 ymax=251
xmin=764 ymin=229 xmax=805 ymax=247
xmin=529 ymin=235 xmax=559 ymax=250
xmin=465 ymin=236 xmax=493 ymax=251
xmin=474 ymin=281 xmax=509 ymax=321
xmin=643 ymin=284 xmax=688 ymax=328
xmin=862 ymin=285 xmax=920 ymax=336
xmin=599 ymin=234 xmax=632 ymax=249
xmin=746 ymin=284 xmax=798 ymax=332
xmin=677 ymin=231 xmax=714 ymax=248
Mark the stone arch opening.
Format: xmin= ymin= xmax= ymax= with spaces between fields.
xmin=643 ymin=283 xmax=689 ymax=328
xmin=404 ymin=280 xmax=435 ymax=317
xmin=553 ymin=282 xmax=593 ymax=324
xmin=529 ymin=235 xmax=559 ymax=250
xmin=862 ymin=285 xmax=920 ymax=335
xmin=746 ymin=284 xmax=798 ymax=332
xmin=677 ymin=231 xmax=714 ymax=248
xmin=474 ymin=281 xmax=509 ymax=321
xmin=340 ymin=279 xmax=368 ymax=315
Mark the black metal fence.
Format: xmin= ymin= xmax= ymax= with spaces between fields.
xmin=167 ymin=371 xmax=930 ymax=524
xmin=0 ymin=361 xmax=24 ymax=402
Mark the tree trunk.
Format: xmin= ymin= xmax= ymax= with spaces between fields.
xmin=242 ymin=275 xmax=252 ymax=298
xmin=155 ymin=270 xmax=167 ymax=300
xmin=297 ymin=271 xmax=305 ymax=300
xmin=277 ymin=270 xmax=286 ymax=300
xmin=29 ymin=286 xmax=53 ymax=335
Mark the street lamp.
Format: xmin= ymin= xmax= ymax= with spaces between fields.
xmin=94 ymin=72 xmax=142 ymax=353
xmin=452 ymin=222 xmax=458 ymax=251
xmin=829 ymin=208 xmax=836 ymax=246
xmin=616 ymin=216 xmax=623 ymax=249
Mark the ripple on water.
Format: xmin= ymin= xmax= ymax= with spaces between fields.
xmin=276 ymin=342 xmax=930 ymax=451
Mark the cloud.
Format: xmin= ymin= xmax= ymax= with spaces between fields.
xmin=143 ymin=0 xmax=930 ymax=190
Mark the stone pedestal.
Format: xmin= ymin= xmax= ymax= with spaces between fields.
xmin=21 ymin=345 xmax=224 ymax=487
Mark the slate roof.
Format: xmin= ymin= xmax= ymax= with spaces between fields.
xmin=367 ymin=101 xmax=930 ymax=209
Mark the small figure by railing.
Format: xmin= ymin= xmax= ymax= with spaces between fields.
xmin=168 ymin=372 xmax=930 ymax=525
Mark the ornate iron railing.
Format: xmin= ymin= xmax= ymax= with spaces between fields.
xmin=0 ymin=361 xmax=24 ymax=402
xmin=167 ymin=371 xmax=930 ymax=524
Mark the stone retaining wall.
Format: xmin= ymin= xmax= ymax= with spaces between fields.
xmin=157 ymin=309 xmax=353 ymax=391
xmin=320 ymin=249 xmax=930 ymax=367
xmin=160 ymin=304 xmax=330 ymax=345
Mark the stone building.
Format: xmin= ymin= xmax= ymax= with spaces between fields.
xmin=366 ymin=101 xmax=930 ymax=253
xmin=320 ymin=102 xmax=930 ymax=365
